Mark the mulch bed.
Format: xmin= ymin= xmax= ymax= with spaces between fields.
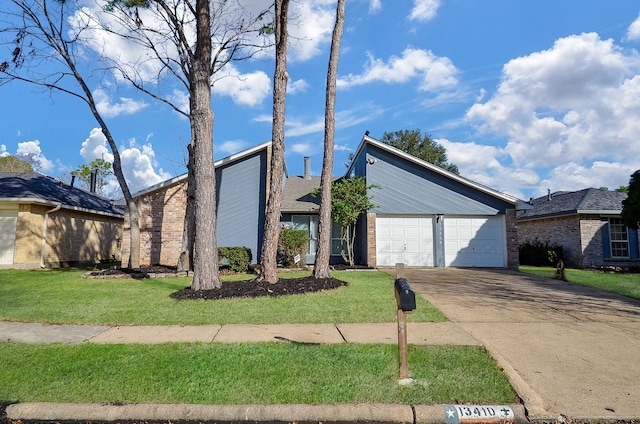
xmin=84 ymin=265 xmax=347 ymax=300
xmin=171 ymin=276 xmax=347 ymax=300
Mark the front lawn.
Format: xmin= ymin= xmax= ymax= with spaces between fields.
xmin=0 ymin=342 xmax=516 ymax=405
xmin=0 ymin=269 xmax=446 ymax=325
xmin=519 ymin=266 xmax=640 ymax=299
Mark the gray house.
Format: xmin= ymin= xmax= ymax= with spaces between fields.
xmin=517 ymin=188 xmax=640 ymax=268
xmin=121 ymin=142 xmax=270 ymax=267
xmin=347 ymin=135 xmax=529 ymax=269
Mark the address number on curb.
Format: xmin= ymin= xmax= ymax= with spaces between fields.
xmin=442 ymin=405 xmax=515 ymax=424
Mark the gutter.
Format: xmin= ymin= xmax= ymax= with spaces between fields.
xmin=41 ymin=203 xmax=61 ymax=269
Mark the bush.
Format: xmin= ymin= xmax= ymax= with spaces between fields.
xmin=278 ymin=228 xmax=308 ymax=267
xmin=519 ymin=239 xmax=564 ymax=266
xmin=218 ymin=247 xmax=252 ymax=273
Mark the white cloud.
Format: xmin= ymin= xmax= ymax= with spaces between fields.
xmin=288 ymin=79 xmax=309 ymax=94
xmin=120 ymin=142 xmax=172 ymax=193
xmin=290 ymin=143 xmax=313 ymax=155
xmin=0 ymin=145 xmax=8 ymax=158
xmin=287 ymin=0 xmax=336 ymax=62
xmin=78 ymin=128 xmax=169 ymax=193
xmin=212 ymin=65 xmax=271 ymax=107
xmin=337 ymin=48 xmax=458 ymax=91
xmin=93 ymin=88 xmax=147 ymax=118
xmin=540 ymin=161 xmax=636 ymax=196
xmin=626 ymin=13 xmax=640 ymax=41
xmin=409 ymin=0 xmax=440 ymax=22
xmin=80 ymin=128 xmax=115 ymax=163
xmin=218 ymin=140 xmax=248 ymax=155
xmin=466 ymin=33 xmax=640 ymax=171
xmin=369 ymin=0 xmax=382 ymax=14
xmin=16 ymin=140 xmax=54 ymax=171
xmin=334 ymin=144 xmax=351 ymax=152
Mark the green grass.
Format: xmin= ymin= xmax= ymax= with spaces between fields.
xmin=0 ymin=269 xmax=445 ymax=325
xmin=519 ymin=266 xmax=640 ymax=299
xmin=0 ymin=342 xmax=516 ymax=405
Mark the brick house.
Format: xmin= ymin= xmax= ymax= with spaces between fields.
xmin=517 ymin=188 xmax=640 ymax=268
xmin=0 ymin=173 xmax=123 ymax=269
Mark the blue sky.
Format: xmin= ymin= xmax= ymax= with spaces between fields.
xmin=2 ymin=0 xmax=640 ymax=200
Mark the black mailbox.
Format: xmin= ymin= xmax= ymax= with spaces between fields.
xmin=395 ymin=278 xmax=416 ymax=312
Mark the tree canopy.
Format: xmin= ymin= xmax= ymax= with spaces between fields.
xmin=0 ymin=155 xmax=34 ymax=172
xmin=621 ymin=170 xmax=640 ymax=230
xmin=71 ymin=158 xmax=113 ymax=193
xmin=380 ymin=129 xmax=459 ymax=174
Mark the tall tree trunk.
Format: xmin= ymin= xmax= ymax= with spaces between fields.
xmin=177 ymin=143 xmax=195 ymax=272
xmin=314 ymin=0 xmax=347 ymax=279
xmin=256 ymin=0 xmax=289 ymax=284
xmin=190 ymin=0 xmax=220 ymax=290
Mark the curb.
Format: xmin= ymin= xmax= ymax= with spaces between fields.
xmin=5 ymin=402 xmax=529 ymax=424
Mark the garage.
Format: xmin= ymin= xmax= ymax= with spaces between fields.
xmin=0 ymin=210 xmax=18 ymax=265
xmin=376 ymin=216 xmax=434 ymax=266
xmin=444 ymin=216 xmax=506 ymax=267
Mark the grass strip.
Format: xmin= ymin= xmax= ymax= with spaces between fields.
xmin=519 ymin=266 xmax=640 ymax=300
xmin=0 ymin=342 xmax=515 ymax=405
xmin=0 ymin=270 xmax=445 ymax=325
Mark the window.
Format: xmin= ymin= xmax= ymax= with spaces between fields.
xmin=331 ymin=221 xmax=347 ymax=257
xmin=609 ymin=218 xmax=630 ymax=258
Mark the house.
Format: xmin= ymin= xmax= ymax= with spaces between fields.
xmin=120 ymin=141 xmax=270 ymax=267
xmin=124 ymin=134 xmax=529 ymax=269
xmin=517 ymin=188 xmax=640 ymax=268
xmin=0 ymin=172 xmax=124 ymax=269
xmin=347 ymin=134 xmax=529 ymax=269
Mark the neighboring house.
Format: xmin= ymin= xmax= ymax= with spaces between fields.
xmin=0 ymin=172 xmax=123 ymax=269
xmin=517 ymin=188 xmax=639 ymax=268
xmin=347 ymin=135 xmax=529 ymax=269
xmin=120 ymin=142 xmax=270 ymax=267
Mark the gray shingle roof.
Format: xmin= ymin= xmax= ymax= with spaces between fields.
xmin=517 ymin=188 xmax=627 ymax=220
xmin=281 ymin=176 xmax=322 ymax=213
xmin=0 ymin=172 xmax=124 ymax=217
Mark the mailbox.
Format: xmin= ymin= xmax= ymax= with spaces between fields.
xmin=394 ymin=278 xmax=416 ymax=312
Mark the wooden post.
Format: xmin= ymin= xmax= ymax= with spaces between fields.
xmin=396 ymin=263 xmax=411 ymax=383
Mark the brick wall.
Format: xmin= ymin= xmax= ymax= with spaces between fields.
xmin=580 ymin=215 xmax=605 ymax=268
xmin=505 ymin=209 xmax=519 ymax=269
xmin=13 ymin=203 xmax=122 ymax=269
xmin=366 ymin=213 xmax=376 ymax=267
xmin=121 ymin=179 xmax=187 ymax=267
xmin=517 ymin=215 xmax=582 ymax=267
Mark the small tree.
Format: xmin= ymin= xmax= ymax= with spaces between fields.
xmin=621 ymin=170 xmax=640 ymax=230
xmin=71 ymin=158 xmax=113 ymax=193
xmin=314 ymin=177 xmax=376 ymax=267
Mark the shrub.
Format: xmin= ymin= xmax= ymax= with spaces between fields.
xmin=519 ymin=239 xmax=564 ymax=266
xmin=278 ymin=228 xmax=308 ymax=267
xmin=218 ymin=247 xmax=252 ymax=273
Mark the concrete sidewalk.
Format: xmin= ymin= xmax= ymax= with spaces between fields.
xmin=0 ymin=321 xmax=480 ymax=346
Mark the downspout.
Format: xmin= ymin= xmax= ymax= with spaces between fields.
xmin=41 ymin=203 xmax=61 ymax=268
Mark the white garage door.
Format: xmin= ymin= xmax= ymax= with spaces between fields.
xmin=444 ymin=216 xmax=505 ymax=267
xmin=376 ymin=216 xmax=434 ymax=266
xmin=0 ymin=211 xmax=18 ymax=265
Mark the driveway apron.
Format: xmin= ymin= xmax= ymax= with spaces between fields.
xmin=396 ymin=267 xmax=640 ymax=421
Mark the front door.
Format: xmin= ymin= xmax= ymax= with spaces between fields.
xmin=292 ymin=215 xmax=318 ymax=264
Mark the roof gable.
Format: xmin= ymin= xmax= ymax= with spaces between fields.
xmin=347 ymin=135 xmax=529 ymax=210
xmin=0 ymin=172 xmax=123 ymax=217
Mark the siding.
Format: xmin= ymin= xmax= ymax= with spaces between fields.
xmin=216 ymin=150 xmax=267 ymax=262
xmin=362 ymin=145 xmax=512 ymax=215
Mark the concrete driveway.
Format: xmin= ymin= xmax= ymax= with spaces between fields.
xmin=397 ymin=267 xmax=640 ymax=422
